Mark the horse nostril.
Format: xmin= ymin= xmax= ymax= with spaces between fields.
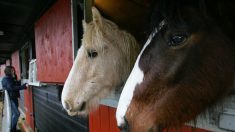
xmin=64 ymin=101 xmax=72 ymax=110
xmin=77 ymin=101 xmax=86 ymax=111
xmin=118 ymin=117 xmax=129 ymax=132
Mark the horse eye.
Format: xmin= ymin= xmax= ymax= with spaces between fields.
xmin=168 ymin=33 xmax=188 ymax=46
xmin=88 ymin=50 xmax=98 ymax=58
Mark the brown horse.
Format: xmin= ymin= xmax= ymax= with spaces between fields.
xmin=116 ymin=0 xmax=235 ymax=131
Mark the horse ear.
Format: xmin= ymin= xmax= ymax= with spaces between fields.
xmin=92 ymin=7 xmax=103 ymax=26
xmin=82 ymin=7 xmax=102 ymax=32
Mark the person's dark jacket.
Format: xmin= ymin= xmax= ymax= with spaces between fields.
xmin=1 ymin=75 xmax=26 ymax=100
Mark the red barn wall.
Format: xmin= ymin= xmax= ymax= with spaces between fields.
xmin=35 ymin=0 xmax=72 ymax=83
xmin=11 ymin=51 xmax=21 ymax=78
xmin=0 ymin=64 xmax=6 ymax=77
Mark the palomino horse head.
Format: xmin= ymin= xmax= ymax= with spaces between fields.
xmin=116 ymin=0 xmax=235 ymax=131
xmin=61 ymin=7 xmax=139 ymax=115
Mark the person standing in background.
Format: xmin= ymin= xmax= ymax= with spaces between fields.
xmin=1 ymin=66 xmax=28 ymax=132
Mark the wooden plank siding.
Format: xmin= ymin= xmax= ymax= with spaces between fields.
xmin=33 ymin=85 xmax=89 ymax=132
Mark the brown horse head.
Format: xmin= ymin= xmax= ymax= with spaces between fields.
xmin=61 ymin=7 xmax=140 ymax=116
xmin=116 ymin=0 xmax=235 ymax=131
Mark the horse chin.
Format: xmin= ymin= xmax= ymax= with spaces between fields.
xmin=67 ymin=110 xmax=88 ymax=116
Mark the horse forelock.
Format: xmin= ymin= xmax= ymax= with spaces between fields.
xmin=82 ymin=11 xmax=140 ymax=73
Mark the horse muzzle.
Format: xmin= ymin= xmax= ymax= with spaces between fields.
xmin=62 ymin=99 xmax=87 ymax=114
xmin=118 ymin=116 xmax=130 ymax=132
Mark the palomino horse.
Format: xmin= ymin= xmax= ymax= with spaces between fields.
xmin=116 ymin=0 xmax=235 ymax=131
xmin=61 ymin=7 xmax=140 ymax=115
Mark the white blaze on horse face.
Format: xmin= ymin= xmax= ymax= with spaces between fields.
xmin=116 ymin=28 xmax=158 ymax=127
xmin=61 ymin=48 xmax=82 ymax=112
xmin=116 ymin=55 xmax=144 ymax=126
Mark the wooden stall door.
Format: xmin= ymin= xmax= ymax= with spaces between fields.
xmin=35 ymin=0 xmax=73 ymax=83
xmin=89 ymin=105 xmax=120 ymax=132
xmin=24 ymin=86 xmax=34 ymax=130
xmin=89 ymin=105 xmax=211 ymax=132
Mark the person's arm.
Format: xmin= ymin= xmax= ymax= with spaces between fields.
xmin=4 ymin=79 xmax=26 ymax=91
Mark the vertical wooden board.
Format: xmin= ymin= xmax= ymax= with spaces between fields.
xmin=109 ymin=107 xmax=120 ymax=132
xmin=100 ymin=105 xmax=110 ymax=132
xmin=11 ymin=51 xmax=21 ymax=78
xmin=35 ymin=0 xmax=72 ymax=83
xmin=29 ymin=87 xmax=34 ymax=129
xmin=89 ymin=105 xmax=120 ymax=132
xmin=24 ymin=86 xmax=34 ymax=130
xmin=24 ymin=89 xmax=30 ymax=122
xmin=89 ymin=107 xmax=101 ymax=132
xmin=89 ymin=112 xmax=94 ymax=132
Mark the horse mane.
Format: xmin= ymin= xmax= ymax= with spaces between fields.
xmin=82 ymin=7 xmax=140 ymax=80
